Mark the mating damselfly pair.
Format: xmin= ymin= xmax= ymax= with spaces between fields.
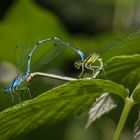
xmin=2 ymin=25 xmax=140 ymax=103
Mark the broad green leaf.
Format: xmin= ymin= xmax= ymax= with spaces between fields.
xmin=122 ymin=67 xmax=140 ymax=90
xmin=85 ymin=93 xmax=117 ymax=129
xmin=105 ymin=54 xmax=140 ymax=89
xmin=0 ymin=79 xmax=128 ymax=139
xmin=132 ymin=82 xmax=140 ymax=103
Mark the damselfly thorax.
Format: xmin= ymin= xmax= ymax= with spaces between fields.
xmin=84 ymin=53 xmax=100 ymax=65
xmin=75 ymin=53 xmax=104 ymax=78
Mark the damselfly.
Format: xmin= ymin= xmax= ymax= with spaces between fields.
xmin=74 ymin=26 xmax=140 ymax=78
xmin=2 ymin=37 xmax=84 ymax=102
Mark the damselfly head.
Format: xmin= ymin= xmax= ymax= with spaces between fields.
xmin=74 ymin=60 xmax=82 ymax=70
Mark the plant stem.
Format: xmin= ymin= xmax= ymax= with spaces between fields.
xmin=113 ymin=97 xmax=135 ymax=140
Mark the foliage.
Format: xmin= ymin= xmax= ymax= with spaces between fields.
xmin=0 ymin=0 xmax=140 ymax=140
xmin=106 ymin=54 xmax=140 ymax=89
xmin=0 ymin=79 xmax=128 ymax=139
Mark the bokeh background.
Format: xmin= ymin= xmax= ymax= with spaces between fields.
xmin=0 ymin=0 xmax=140 ymax=140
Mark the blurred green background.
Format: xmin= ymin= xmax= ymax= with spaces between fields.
xmin=0 ymin=0 xmax=140 ymax=139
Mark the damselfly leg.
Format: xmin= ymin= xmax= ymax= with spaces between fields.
xmin=79 ymin=57 xmax=106 ymax=79
xmin=9 ymin=86 xmax=31 ymax=103
xmin=10 ymin=92 xmax=14 ymax=105
xmin=15 ymin=86 xmax=31 ymax=99
xmin=79 ymin=64 xmax=85 ymax=78
xmin=14 ymin=92 xmax=21 ymax=103
xmin=90 ymin=58 xmax=106 ymax=79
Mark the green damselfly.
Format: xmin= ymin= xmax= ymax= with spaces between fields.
xmin=74 ymin=25 xmax=140 ymax=78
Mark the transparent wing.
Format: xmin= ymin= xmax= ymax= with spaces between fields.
xmin=15 ymin=43 xmax=30 ymax=75
xmin=11 ymin=37 xmax=84 ymax=75
xmin=28 ymin=37 xmax=84 ymax=73
xmin=99 ymin=25 xmax=140 ymax=54
xmin=31 ymin=42 xmax=64 ymax=72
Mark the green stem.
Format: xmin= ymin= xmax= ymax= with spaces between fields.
xmin=113 ymin=97 xmax=135 ymax=140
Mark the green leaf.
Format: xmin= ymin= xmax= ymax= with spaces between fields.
xmin=0 ymin=79 xmax=128 ymax=139
xmin=105 ymin=54 xmax=140 ymax=89
xmin=131 ymin=82 xmax=140 ymax=103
